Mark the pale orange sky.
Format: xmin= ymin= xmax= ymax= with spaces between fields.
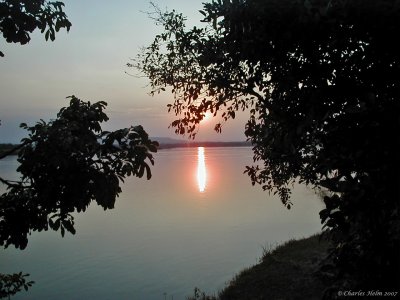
xmin=0 ymin=0 xmax=248 ymax=143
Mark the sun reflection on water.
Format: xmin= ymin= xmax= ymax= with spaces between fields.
xmin=197 ymin=147 xmax=207 ymax=192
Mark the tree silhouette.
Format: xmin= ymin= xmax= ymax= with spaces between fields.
xmin=0 ymin=3 xmax=159 ymax=297
xmin=0 ymin=0 xmax=71 ymax=57
xmin=0 ymin=1 xmax=72 ymax=296
xmin=135 ymin=0 xmax=400 ymax=293
xmin=0 ymin=96 xmax=158 ymax=298
xmin=0 ymin=96 xmax=158 ymax=250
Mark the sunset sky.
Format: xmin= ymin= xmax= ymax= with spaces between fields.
xmin=0 ymin=0 xmax=248 ymax=143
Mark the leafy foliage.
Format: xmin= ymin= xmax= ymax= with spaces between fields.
xmin=0 ymin=0 xmax=71 ymax=56
xmin=135 ymin=0 xmax=400 ymax=293
xmin=0 ymin=96 xmax=158 ymax=250
xmin=0 ymin=272 xmax=34 ymax=299
xmin=0 ymin=1 xmax=72 ymax=296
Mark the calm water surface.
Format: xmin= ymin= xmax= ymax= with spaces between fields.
xmin=0 ymin=147 xmax=323 ymax=299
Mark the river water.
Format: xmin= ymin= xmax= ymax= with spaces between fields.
xmin=0 ymin=147 xmax=323 ymax=299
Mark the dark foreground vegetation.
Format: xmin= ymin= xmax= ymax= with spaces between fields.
xmin=188 ymin=234 xmax=331 ymax=300
xmin=137 ymin=0 xmax=400 ymax=296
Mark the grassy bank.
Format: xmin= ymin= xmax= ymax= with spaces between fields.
xmin=189 ymin=233 xmax=331 ymax=300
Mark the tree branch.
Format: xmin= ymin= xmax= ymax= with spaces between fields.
xmin=0 ymin=142 xmax=27 ymax=160
xmin=0 ymin=177 xmax=22 ymax=189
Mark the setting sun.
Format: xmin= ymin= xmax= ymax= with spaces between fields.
xmin=201 ymin=112 xmax=212 ymax=122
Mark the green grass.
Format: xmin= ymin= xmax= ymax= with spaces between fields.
xmin=187 ymin=233 xmax=331 ymax=300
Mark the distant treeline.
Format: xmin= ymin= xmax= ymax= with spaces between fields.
xmin=0 ymin=142 xmax=251 ymax=155
xmin=158 ymin=141 xmax=251 ymax=150
xmin=0 ymin=143 xmax=20 ymax=156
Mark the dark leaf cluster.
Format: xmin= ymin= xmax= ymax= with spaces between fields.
xmin=0 ymin=0 xmax=71 ymax=56
xmin=0 ymin=96 xmax=158 ymax=249
xmin=0 ymin=272 xmax=34 ymax=299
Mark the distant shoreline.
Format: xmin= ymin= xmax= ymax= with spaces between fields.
xmin=158 ymin=141 xmax=251 ymax=150
xmin=0 ymin=142 xmax=252 ymax=156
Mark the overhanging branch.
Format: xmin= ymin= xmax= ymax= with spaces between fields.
xmin=0 ymin=142 xmax=27 ymax=160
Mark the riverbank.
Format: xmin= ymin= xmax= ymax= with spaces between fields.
xmin=189 ymin=233 xmax=331 ymax=300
